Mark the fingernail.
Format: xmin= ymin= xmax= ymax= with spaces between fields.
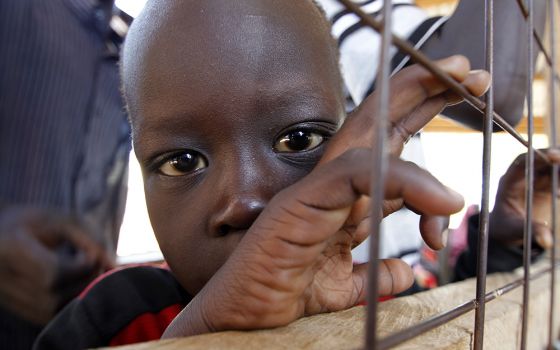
xmin=536 ymin=233 xmax=553 ymax=249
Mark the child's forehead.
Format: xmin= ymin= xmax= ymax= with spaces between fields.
xmin=123 ymin=0 xmax=340 ymax=128
xmin=143 ymin=0 xmax=331 ymax=60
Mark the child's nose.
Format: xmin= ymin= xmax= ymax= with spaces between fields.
xmin=209 ymin=197 xmax=265 ymax=236
xmin=207 ymin=150 xmax=288 ymax=237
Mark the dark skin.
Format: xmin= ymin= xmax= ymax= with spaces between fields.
xmin=123 ymin=0 xmax=491 ymax=337
xmin=0 ymin=0 xmax=545 ymax=331
xmin=490 ymin=149 xmax=560 ymax=250
xmin=0 ymin=207 xmax=112 ymax=325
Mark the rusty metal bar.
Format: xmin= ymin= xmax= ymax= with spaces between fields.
xmin=337 ymin=0 xmax=551 ymax=164
xmin=548 ymin=0 xmax=558 ymax=348
xmin=473 ymin=0 xmax=494 ymax=347
xmin=364 ymin=0 xmax=393 ymax=348
xmin=515 ymin=0 xmax=560 ymax=86
xmin=376 ymin=265 xmax=558 ymax=349
xmin=520 ymin=0 xmax=536 ymax=346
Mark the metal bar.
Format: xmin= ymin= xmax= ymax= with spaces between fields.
xmin=515 ymin=0 xmax=560 ymax=86
xmin=364 ymin=0 xmax=392 ymax=348
xmin=332 ymin=1 xmax=560 ymax=348
xmin=548 ymin=0 xmax=558 ymax=347
xmin=377 ymin=266 xmax=557 ymax=350
xmin=521 ymin=0 xmax=536 ymax=346
xmin=473 ymin=0 xmax=494 ymax=347
xmin=337 ymin=0 xmax=551 ymax=164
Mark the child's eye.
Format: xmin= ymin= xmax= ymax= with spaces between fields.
xmin=158 ymin=151 xmax=208 ymax=176
xmin=275 ymin=130 xmax=325 ymax=153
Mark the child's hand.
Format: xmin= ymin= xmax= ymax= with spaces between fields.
xmin=0 ymin=207 xmax=113 ymax=325
xmin=490 ymin=148 xmax=560 ymax=249
xmin=163 ymin=150 xmax=463 ymax=338
xmin=319 ymin=55 xmax=490 ymax=249
xmin=321 ymin=55 xmax=490 ymax=160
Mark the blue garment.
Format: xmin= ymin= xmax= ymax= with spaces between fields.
xmin=0 ymin=0 xmax=130 ymax=348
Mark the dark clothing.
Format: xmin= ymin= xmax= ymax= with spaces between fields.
xmin=0 ymin=309 xmax=43 ymax=350
xmin=0 ymin=0 xmax=130 ymax=348
xmin=454 ymin=213 xmax=544 ymax=281
xmin=34 ymin=266 xmax=191 ymax=350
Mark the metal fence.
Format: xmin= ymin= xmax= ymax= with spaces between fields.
xmin=336 ymin=0 xmax=560 ymax=348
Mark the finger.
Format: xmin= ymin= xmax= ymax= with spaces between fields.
xmin=266 ymin=151 xmax=462 ymax=247
xmin=443 ymin=70 xmax=491 ymax=105
xmin=41 ymin=218 xmax=114 ymax=270
xmin=497 ymin=149 xmax=560 ymax=200
xmin=489 ymin=210 xmax=525 ymax=243
xmin=53 ymin=247 xmax=97 ymax=290
xmin=460 ymin=70 xmax=491 ymax=98
xmin=320 ymin=56 xmax=474 ymax=164
xmin=352 ymin=259 xmax=414 ymax=303
xmin=347 ymin=196 xmax=371 ymax=226
xmin=382 ymin=198 xmax=405 ymax=217
xmin=389 ymin=69 xmax=491 ymax=153
xmin=353 ymin=216 xmax=371 ymax=247
xmin=533 ymin=222 xmax=553 ymax=249
xmin=387 ymin=55 xmax=472 ymax=120
xmin=418 ymin=215 xmax=450 ymax=250
xmin=384 ymin=158 xmax=464 ymax=216
xmin=546 ymin=148 xmax=560 ymax=163
xmin=7 ymin=227 xmax=58 ymax=282
xmin=388 ymin=95 xmax=447 ymax=154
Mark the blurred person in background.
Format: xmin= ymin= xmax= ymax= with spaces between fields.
xmin=0 ymin=1 xmax=130 ymax=348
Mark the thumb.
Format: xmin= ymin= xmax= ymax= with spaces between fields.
xmin=419 ymin=215 xmax=450 ymax=250
xmin=353 ymin=258 xmax=414 ymax=303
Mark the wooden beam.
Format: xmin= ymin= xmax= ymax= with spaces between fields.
xmin=416 ymin=0 xmax=458 ymax=8
xmin=424 ymin=115 xmax=547 ymax=134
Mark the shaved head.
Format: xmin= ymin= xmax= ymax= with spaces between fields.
xmin=122 ymin=0 xmax=340 ymax=129
xmin=120 ymin=0 xmax=345 ymax=295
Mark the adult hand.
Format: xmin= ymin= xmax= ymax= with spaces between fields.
xmin=163 ymin=151 xmax=464 ymax=338
xmin=490 ymin=148 xmax=560 ymax=249
xmin=319 ymin=55 xmax=490 ymax=250
xmin=0 ymin=207 xmax=113 ymax=325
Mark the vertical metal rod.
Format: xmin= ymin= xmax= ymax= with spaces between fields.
xmin=473 ymin=0 xmax=494 ymax=347
xmin=337 ymin=0 xmax=550 ymax=162
xmin=548 ymin=0 xmax=558 ymax=348
xmin=365 ymin=0 xmax=392 ymax=348
xmin=521 ymin=0 xmax=536 ymax=347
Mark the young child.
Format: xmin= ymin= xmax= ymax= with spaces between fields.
xmin=33 ymin=0 xmax=496 ymax=348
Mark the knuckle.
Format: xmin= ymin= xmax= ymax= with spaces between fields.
xmin=390 ymin=122 xmax=413 ymax=146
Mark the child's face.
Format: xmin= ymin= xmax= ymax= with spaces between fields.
xmin=124 ymin=0 xmax=344 ymax=295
